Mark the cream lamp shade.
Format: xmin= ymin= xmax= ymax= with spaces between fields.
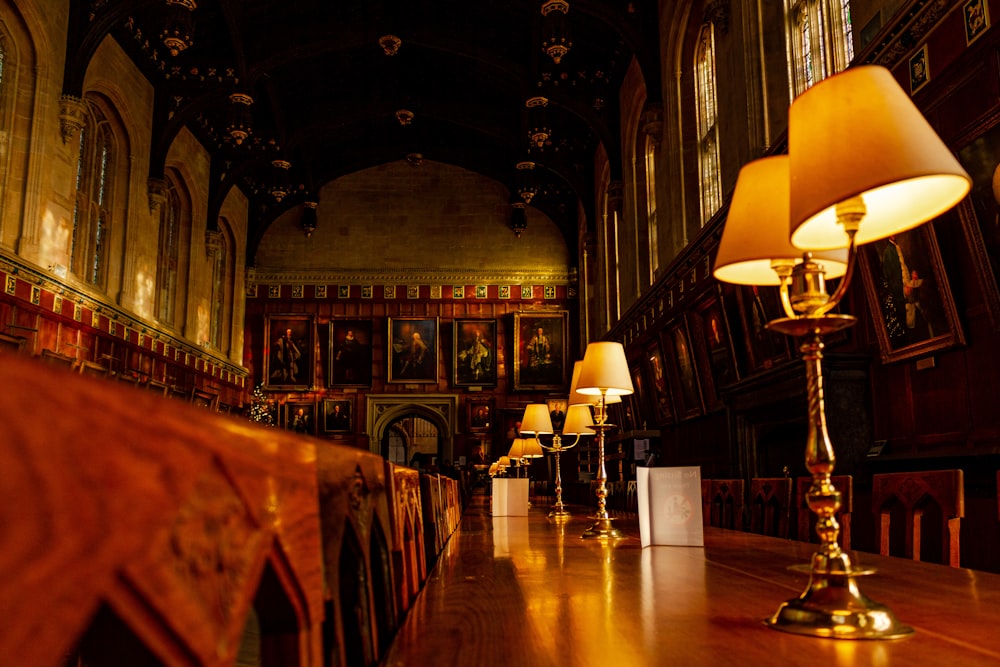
xmin=507 ymin=438 xmax=527 ymax=459
xmin=498 ymin=456 xmax=511 ymax=467
xmin=521 ymin=437 xmax=544 ymax=458
xmin=519 ymin=403 xmax=554 ymax=435
xmin=789 ymin=65 xmax=972 ymax=251
xmin=561 ymin=404 xmax=595 ymax=435
xmin=568 ymin=359 xmax=621 ymax=405
xmin=713 ymin=155 xmax=849 ymax=285
xmin=575 ymin=341 xmax=634 ymax=397
xmin=567 ymin=361 xmax=593 ymax=406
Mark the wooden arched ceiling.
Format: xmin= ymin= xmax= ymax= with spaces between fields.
xmin=66 ymin=0 xmax=661 ymax=262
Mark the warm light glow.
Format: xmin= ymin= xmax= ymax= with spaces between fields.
xmin=561 ymin=404 xmax=594 ymax=435
xmin=508 ymin=438 xmax=528 ymax=459
xmin=520 ymin=403 xmax=553 ymax=435
xmin=789 ymin=65 xmax=971 ymax=250
xmin=713 ymin=156 xmax=848 ymax=286
xmin=509 ymin=437 xmax=543 ymax=459
xmin=575 ymin=342 xmax=634 ymax=397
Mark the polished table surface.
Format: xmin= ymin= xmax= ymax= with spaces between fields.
xmin=384 ymin=497 xmax=1000 ymax=666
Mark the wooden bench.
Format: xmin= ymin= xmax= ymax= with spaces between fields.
xmin=0 ymin=350 xmax=325 ymax=666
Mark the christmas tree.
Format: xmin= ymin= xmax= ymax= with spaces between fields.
xmin=248 ymin=383 xmax=275 ymax=426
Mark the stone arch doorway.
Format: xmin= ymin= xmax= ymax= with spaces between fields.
xmin=384 ymin=415 xmax=440 ymax=466
xmin=366 ymin=394 xmax=459 ymax=465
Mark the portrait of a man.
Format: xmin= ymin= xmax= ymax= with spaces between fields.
xmin=264 ymin=314 xmax=314 ymax=390
xmin=324 ymin=399 xmax=352 ymax=433
xmin=329 ymin=319 xmax=372 ymax=387
xmin=513 ymin=312 xmax=567 ymax=390
xmin=389 ymin=317 xmax=438 ymax=383
xmin=454 ymin=319 xmax=497 ymax=387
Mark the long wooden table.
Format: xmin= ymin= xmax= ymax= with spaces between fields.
xmin=383 ymin=497 xmax=1000 ymax=666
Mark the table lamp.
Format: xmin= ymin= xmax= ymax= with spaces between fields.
xmin=520 ymin=397 xmax=595 ymax=519
xmin=574 ymin=341 xmax=634 ymax=539
xmin=713 ymin=65 xmax=971 ymax=639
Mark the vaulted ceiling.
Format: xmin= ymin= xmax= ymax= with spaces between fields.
xmin=65 ymin=0 xmax=661 ymax=261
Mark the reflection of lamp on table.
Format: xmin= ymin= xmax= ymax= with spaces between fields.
xmin=574 ymin=341 xmax=634 ymax=539
xmin=520 ymin=392 xmax=595 ymax=519
xmin=713 ymin=65 xmax=970 ymax=639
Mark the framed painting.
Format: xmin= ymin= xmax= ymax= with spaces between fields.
xmin=690 ymin=288 xmax=739 ymax=411
xmin=964 ymin=0 xmax=990 ymax=45
xmin=957 ymin=120 xmax=1000 ymax=330
xmin=624 ymin=360 xmax=649 ymax=431
xmin=328 ymin=319 xmax=372 ymax=387
xmin=453 ymin=319 xmax=497 ymax=387
xmin=264 ymin=313 xmax=315 ymax=391
xmin=546 ymin=397 xmax=568 ymax=433
xmin=388 ymin=317 xmax=439 ymax=383
xmin=467 ymin=396 xmax=494 ymax=432
xmin=323 ymin=397 xmax=353 ymax=434
xmin=644 ymin=340 xmax=674 ymax=425
xmin=513 ymin=311 xmax=568 ymax=391
xmin=285 ymin=400 xmax=316 ymax=435
xmin=191 ymin=388 xmax=219 ymax=411
xmin=502 ymin=408 xmax=525 ymax=450
xmin=662 ymin=317 xmax=703 ymax=420
xmin=858 ymin=222 xmax=965 ymax=363
xmin=736 ymin=284 xmax=791 ymax=373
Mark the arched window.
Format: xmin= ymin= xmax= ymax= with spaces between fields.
xmin=208 ymin=224 xmax=230 ymax=350
xmin=157 ymin=182 xmax=180 ymax=325
xmin=644 ymin=133 xmax=658 ymax=278
xmin=786 ymin=0 xmax=854 ymax=98
xmin=72 ymin=102 xmax=116 ymax=288
xmin=695 ymin=23 xmax=722 ymax=226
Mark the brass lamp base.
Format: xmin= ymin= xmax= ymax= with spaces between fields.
xmin=766 ymin=564 xmax=913 ymax=639
xmin=581 ymin=516 xmax=624 ymax=539
xmin=548 ymin=506 xmax=572 ymax=519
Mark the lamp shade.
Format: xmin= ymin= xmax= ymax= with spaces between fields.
xmin=508 ymin=438 xmax=527 ymax=459
xmin=575 ymin=342 xmax=634 ymax=397
xmin=561 ymin=404 xmax=595 ymax=436
xmin=499 ymin=456 xmax=511 ymax=467
xmin=568 ymin=359 xmax=622 ymax=405
xmin=567 ymin=361 xmax=592 ymax=406
xmin=520 ymin=403 xmax=554 ymax=435
xmin=789 ymin=65 xmax=971 ymax=251
xmin=713 ymin=156 xmax=849 ymax=285
xmin=521 ymin=437 xmax=544 ymax=458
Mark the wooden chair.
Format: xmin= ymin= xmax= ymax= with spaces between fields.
xmin=749 ymin=477 xmax=793 ymax=538
xmin=872 ymin=470 xmax=964 ymax=567
xmin=710 ymin=479 xmax=745 ymax=530
xmin=796 ymin=475 xmax=853 ymax=549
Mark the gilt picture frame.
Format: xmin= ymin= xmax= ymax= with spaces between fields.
xmin=957 ymin=118 xmax=1000 ymax=331
xmin=513 ymin=311 xmax=567 ymax=391
xmin=662 ymin=317 xmax=703 ymax=420
xmin=453 ymin=318 xmax=497 ymax=387
xmin=388 ymin=317 xmax=439 ymax=383
xmin=857 ymin=221 xmax=965 ymax=364
xmin=467 ymin=396 xmax=494 ymax=432
xmin=285 ymin=400 xmax=316 ymax=435
xmin=323 ymin=397 xmax=353 ymax=434
xmin=263 ymin=313 xmax=315 ymax=391
xmin=328 ymin=319 xmax=373 ymax=388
